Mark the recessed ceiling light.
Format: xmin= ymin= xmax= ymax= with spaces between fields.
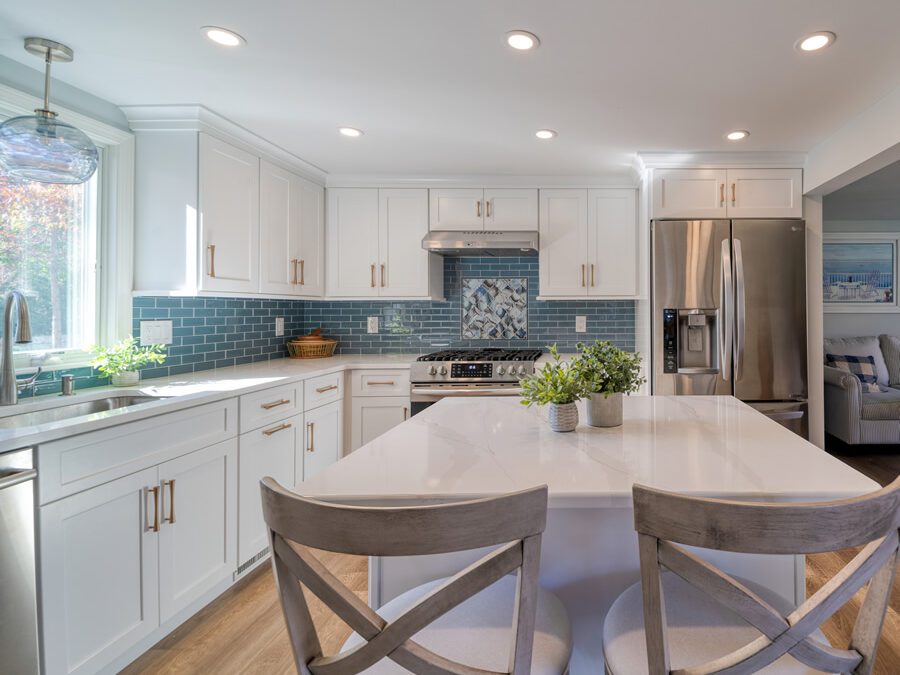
xmin=725 ymin=130 xmax=749 ymax=141
xmin=796 ymin=31 xmax=836 ymax=52
xmin=506 ymin=30 xmax=540 ymax=50
xmin=535 ymin=129 xmax=557 ymax=140
xmin=202 ymin=26 xmax=246 ymax=47
xmin=338 ymin=127 xmax=364 ymax=138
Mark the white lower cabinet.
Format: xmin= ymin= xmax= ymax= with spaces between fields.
xmin=238 ymin=414 xmax=300 ymax=567
xmin=301 ymin=400 xmax=342 ymax=481
xmin=350 ymin=396 xmax=410 ymax=452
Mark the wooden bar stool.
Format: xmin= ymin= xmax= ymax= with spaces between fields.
xmin=261 ymin=478 xmax=572 ymax=674
xmin=603 ymin=478 xmax=900 ymax=675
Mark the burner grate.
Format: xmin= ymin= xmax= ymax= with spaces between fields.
xmin=417 ymin=348 xmax=543 ymax=362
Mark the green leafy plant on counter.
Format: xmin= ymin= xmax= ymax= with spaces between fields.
xmin=519 ymin=344 xmax=584 ymax=406
xmin=88 ymin=336 xmax=166 ymax=377
xmin=572 ymin=340 xmax=644 ymax=398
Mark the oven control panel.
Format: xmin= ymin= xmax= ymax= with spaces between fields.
xmin=451 ymin=363 xmax=492 ymax=378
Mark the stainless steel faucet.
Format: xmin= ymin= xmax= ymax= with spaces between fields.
xmin=1 ymin=290 xmax=38 ymax=405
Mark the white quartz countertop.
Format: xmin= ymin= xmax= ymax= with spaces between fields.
xmin=297 ymin=395 xmax=880 ymax=508
xmin=0 ymin=354 xmax=421 ymax=453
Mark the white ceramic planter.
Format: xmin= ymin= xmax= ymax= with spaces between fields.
xmin=548 ymin=402 xmax=578 ymax=432
xmin=110 ymin=371 xmax=140 ymax=387
xmin=586 ymin=392 xmax=623 ymax=428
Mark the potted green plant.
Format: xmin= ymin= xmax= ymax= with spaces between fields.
xmin=572 ymin=340 xmax=644 ymax=427
xmin=519 ymin=345 xmax=584 ymax=432
xmin=89 ymin=336 xmax=166 ymax=387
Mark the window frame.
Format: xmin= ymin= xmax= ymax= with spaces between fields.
xmin=0 ymin=83 xmax=134 ymax=370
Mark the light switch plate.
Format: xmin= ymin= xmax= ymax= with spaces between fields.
xmin=140 ymin=320 xmax=173 ymax=345
xmin=275 ymin=317 xmax=285 ymax=337
xmin=367 ymin=316 xmax=379 ymax=334
xmin=575 ymin=316 xmax=587 ymax=333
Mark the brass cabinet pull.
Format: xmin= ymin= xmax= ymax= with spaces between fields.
xmin=581 ymin=264 xmax=586 ymax=287
xmin=403 ymin=406 xmax=408 ymax=420
xmin=307 ymin=422 xmax=315 ymax=452
xmin=262 ymin=422 xmax=292 ymax=436
xmin=207 ymin=244 xmax=216 ymax=278
xmin=316 ymin=384 xmax=338 ymax=393
xmin=486 ymin=200 xmax=492 ymax=218
xmin=380 ymin=263 xmax=386 ymax=288
xmin=261 ymin=398 xmax=291 ymax=410
xmin=367 ymin=380 xmax=396 ymax=386
xmin=591 ymin=264 xmax=596 ymax=287
xmin=291 ymin=259 xmax=299 ymax=285
xmin=731 ymin=183 xmax=736 ymax=206
xmin=370 ymin=263 xmax=376 ymax=288
xmin=719 ymin=184 xmax=725 ymax=207
xmin=163 ymin=479 xmax=176 ymax=524
xmin=300 ymin=259 xmax=305 ymax=285
xmin=148 ymin=486 xmax=160 ymax=532
xmin=476 ymin=200 xmax=482 ymax=218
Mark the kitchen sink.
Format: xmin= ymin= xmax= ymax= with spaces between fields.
xmin=0 ymin=394 xmax=169 ymax=430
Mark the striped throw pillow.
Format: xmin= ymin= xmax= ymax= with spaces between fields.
xmin=826 ymin=353 xmax=881 ymax=392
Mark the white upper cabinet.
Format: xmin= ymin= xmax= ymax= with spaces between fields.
xmin=484 ymin=189 xmax=538 ymax=231
xmin=429 ymin=188 xmax=538 ymax=231
xmin=587 ymin=189 xmax=638 ymax=297
xmin=725 ymin=169 xmax=803 ymax=218
xmin=259 ymin=160 xmax=325 ymax=297
xmin=539 ymin=189 xmax=590 ymax=296
xmin=327 ymin=188 xmax=442 ymax=299
xmin=652 ymin=168 xmax=727 ymax=219
xmin=429 ymin=188 xmax=485 ymax=231
xmin=199 ymin=134 xmax=260 ymax=293
xmin=651 ymin=168 xmax=802 ymax=219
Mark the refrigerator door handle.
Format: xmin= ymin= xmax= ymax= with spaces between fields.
xmin=719 ymin=239 xmax=733 ymax=382
xmin=733 ymin=238 xmax=746 ymax=381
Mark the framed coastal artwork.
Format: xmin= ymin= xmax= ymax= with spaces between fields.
xmin=823 ymin=233 xmax=900 ymax=313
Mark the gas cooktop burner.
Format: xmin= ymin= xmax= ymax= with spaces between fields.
xmin=417 ymin=348 xmax=543 ymax=362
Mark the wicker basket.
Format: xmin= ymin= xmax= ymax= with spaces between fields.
xmin=286 ymin=338 xmax=337 ymax=359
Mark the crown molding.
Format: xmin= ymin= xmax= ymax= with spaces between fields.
xmin=636 ymin=151 xmax=806 ymax=170
xmin=325 ymin=172 xmax=640 ymax=189
xmin=121 ymin=104 xmax=327 ymax=185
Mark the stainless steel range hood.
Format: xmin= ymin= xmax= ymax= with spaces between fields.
xmin=421 ymin=230 xmax=539 ymax=256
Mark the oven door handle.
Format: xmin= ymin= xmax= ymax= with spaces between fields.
xmin=411 ymin=386 xmax=523 ymax=396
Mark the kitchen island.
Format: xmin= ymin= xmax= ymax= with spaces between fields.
xmin=297 ymin=395 xmax=880 ymax=673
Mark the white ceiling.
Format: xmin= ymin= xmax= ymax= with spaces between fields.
xmin=2 ymin=0 xmax=900 ymax=176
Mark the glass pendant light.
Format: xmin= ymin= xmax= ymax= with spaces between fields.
xmin=0 ymin=38 xmax=98 ymax=184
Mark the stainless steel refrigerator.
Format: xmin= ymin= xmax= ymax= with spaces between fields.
xmin=651 ymin=219 xmax=808 ymax=437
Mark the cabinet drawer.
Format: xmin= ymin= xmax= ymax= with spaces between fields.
xmin=38 ymin=399 xmax=237 ymax=505
xmin=351 ymin=369 xmax=410 ymax=397
xmin=239 ymin=382 xmax=303 ymax=432
xmin=304 ymin=371 xmax=343 ymax=410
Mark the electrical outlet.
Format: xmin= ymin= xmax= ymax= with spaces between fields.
xmin=140 ymin=320 xmax=173 ymax=345
xmin=275 ymin=317 xmax=285 ymax=337
xmin=367 ymin=316 xmax=379 ymax=334
xmin=575 ymin=316 xmax=587 ymax=333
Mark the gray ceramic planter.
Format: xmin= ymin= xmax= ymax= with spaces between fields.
xmin=548 ymin=402 xmax=578 ymax=432
xmin=586 ymin=392 xmax=623 ymax=427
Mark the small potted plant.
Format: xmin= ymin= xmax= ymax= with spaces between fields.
xmin=89 ymin=336 xmax=166 ymax=387
xmin=572 ymin=340 xmax=644 ymax=427
xmin=519 ymin=345 xmax=583 ymax=432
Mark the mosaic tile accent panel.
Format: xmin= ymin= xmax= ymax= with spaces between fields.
xmin=462 ymin=278 xmax=527 ymax=339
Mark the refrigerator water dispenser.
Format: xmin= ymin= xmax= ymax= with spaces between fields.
xmin=662 ymin=308 xmax=720 ymax=374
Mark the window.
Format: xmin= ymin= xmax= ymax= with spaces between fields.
xmin=0 ymin=173 xmax=99 ymax=354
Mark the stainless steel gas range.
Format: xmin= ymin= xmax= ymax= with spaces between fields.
xmin=409 ymin=348 xmax=542 ymax=415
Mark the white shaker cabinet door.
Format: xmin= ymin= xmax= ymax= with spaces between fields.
xmin=157 ymin=439 xmax=237 ymax=623
xmin=651 ymin=168 xmax=727 ymax=220
xmin=726 ymin=168 xmax=803 ymax=218
xmin=237 ymin=416 xmax=300 ymax=566
xmin=379 ymin=188 xmax=430 ymax=297
xmin=302 ymin=400 xmax=342 ymax=481
xmin=484 ymin=188 xmax=538 ymax=231
xmin=351 ymin=396 xmax=410 ymax=452
xmin=40 ymin=467 xmax=160 ymax=675
xmin=326 ymin=188 xmax=380 ymax=297
xmin=587 ymin=189 xmax=638 ymax=297
xmin=539 ymin=189 xmax=589 ymax=297
xmin=297 ymin=177 xmax=325 ymax=297
xmin=199 ymin=133 xmax=260 ymax=293
xmin=428 ymin=188 xmax=485 ymax=231
xmin=259 ymin=160 xmax=300 ymax=295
